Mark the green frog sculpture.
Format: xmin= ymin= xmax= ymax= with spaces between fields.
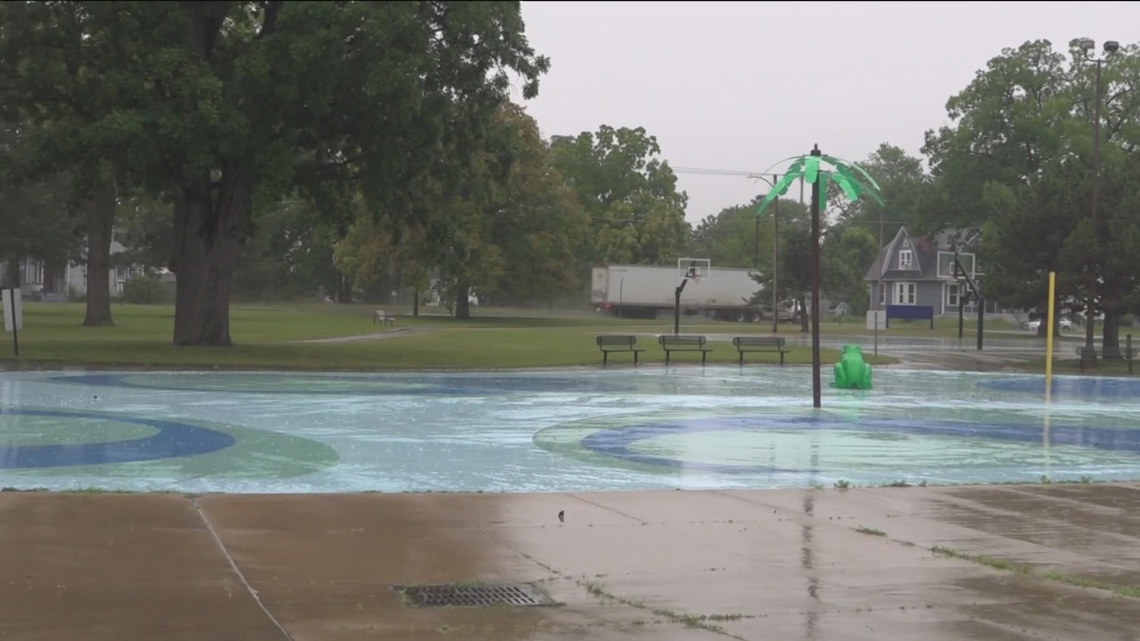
xmin=833 ymin=344 xmax=873 ymax=390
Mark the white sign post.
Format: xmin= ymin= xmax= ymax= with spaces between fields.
xmin=2 ymin=288 xmax=22 ymax=356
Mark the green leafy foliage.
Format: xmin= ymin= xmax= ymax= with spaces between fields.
xmin=549 ymin=125 xmax=689 ymax=266
xmin=823 ymin=225 xmax=879 ymax=316
xmin=832 ymin=144 xmax=931 ymax=240
xmin=121 ymin=277 xmax=170 ymax=305
xmin=334 ymin=104 xmax=589 ymax=315
xmin=0 ymin=118 xmax=81 ymax=281
xmin=0 ymin=2 xmax=550 ymax=344
xmin=924 ymin=38 xmax=1140 ymax=348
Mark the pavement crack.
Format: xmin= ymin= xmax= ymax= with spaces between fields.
xmin=192 ymin=498 xmax=295 ymax=641
xmin=566 ymin=493 xmax=649 ymax=524
xmin=508 ymin=546 xmax=749 ymax=640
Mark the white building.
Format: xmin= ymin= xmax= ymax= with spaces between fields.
xmin=0 ymin=240 xmax=138 ymax=301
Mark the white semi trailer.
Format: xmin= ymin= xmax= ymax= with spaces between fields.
xmin=590 ymin=263 xmax=764 ymax=321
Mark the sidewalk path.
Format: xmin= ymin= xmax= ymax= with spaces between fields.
xmin=4 ymin=484 xmax=1139 ymax=640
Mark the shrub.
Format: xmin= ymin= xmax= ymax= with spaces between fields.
xmin=121 ymin=277 xmax=169 ymax=304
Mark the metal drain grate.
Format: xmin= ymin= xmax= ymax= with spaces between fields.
xmin=393 ymin=582 xmax=551 ymax=607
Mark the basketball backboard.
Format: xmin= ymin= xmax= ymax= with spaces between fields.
xmin=677 ymin=257 xmax=711 ymax=281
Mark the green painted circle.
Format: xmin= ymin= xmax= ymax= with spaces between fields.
xmin=0 ymin=408 xmax=339 ymax=481
xmin=0 ymin=415 xmax=156 ymax=447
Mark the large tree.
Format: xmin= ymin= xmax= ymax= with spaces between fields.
xmin=0 ymin=117 xmax=80 ymax=292
xmin=1 ymin=1 xmax=548 ymax=345
xmin=335 ymin=104 xmax=590 ymax=317
xmin=691 ymin=196 xmax=767 ymax=270
xmin=479 ymin=107 xmax=590 ymax=308
xmin=821 ymin=225 xmax=880 ymax=317
xmin=923 ymin=38 xmax=1140 ymax=348
xmin=0 ymin=3 xmax=160 ymax=326
xmin=831 ymin=143 xmax=930 ymax=244
xmin=549 ymin=125 xmax=689 ymax=267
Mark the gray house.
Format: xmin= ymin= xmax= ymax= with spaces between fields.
xmin=863 ymin=227 xmax=985 ymax=317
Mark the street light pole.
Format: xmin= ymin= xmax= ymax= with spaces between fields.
xmin=1079 ymin=38 xmax=1118 ymax=366
xmin=772 ymin=187 xmax=779 ymax=334
xmin=751 ymin=173 xmax=781 ymax=333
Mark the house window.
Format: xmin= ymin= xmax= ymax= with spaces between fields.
xmin=893 ymin=282 xmax=916 ymax=305
xmin=22 ymin=259 xmax=43 ymax=285
xmin=947 ymin=283 xmax=959 ymax=307
xmin=898 ymin=250 xmax=913 ymax=270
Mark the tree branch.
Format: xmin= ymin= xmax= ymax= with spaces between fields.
xmin=259 ymin=1 xmax=283 ymax=38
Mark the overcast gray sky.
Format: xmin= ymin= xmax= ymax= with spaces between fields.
xmin=512 ymin=1 xmax=1139 ymax=224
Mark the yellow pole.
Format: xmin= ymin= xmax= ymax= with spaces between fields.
xmin=1045 ymin=271 xmax=1056 ymax=391
xmin=1044 ymin=271 xmax=1056 ymax=474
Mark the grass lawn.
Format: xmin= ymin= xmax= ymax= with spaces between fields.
xmin=0 ymin=301 xmax=1121 ymax=373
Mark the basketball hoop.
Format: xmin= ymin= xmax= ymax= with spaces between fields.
xmin=678 ymin=257 xmax=711 ymax=283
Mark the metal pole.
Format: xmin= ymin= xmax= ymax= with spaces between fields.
xmin=674 ymin=284 xmax=682 ymax=336
xmin=874 ymin=210 xmax=884 ymax=357
xmin=977 ymin=293 xmax=984 ymax=351
xmin=674 ymin=275 xmax=689 ymax=336
xmin=753 ymin=217 xmax=760 ymax=270
xmin=956 ymin=252 xmax=964 ymax=341
xmin=1083 ymin=58 xmax=1103 ymax=365
xmin=958 ymin=291 xmax=964 ymax=340
xmin=809 ymin=145 xmax=822 ymax=408
xmin=772 ymin=182 xmax=780 ymax=334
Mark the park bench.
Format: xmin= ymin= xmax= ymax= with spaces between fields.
xmin=596 ymin=335 xmax=646 ymax=366
xmin=373 ymin=310 xmax=396 ymax=326
xmin=658 ymin=334 xmax=712 ymax=366
xmin=732 ymin=336 xmax=789 ymax=366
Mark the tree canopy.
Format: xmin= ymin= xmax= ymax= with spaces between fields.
xmin=549 ymin=125 xmax=690 ymax=266
xmin=0 ymin=1 xmax=549 ymax=344
xmin=923 ymin=38 xmax=1140 ymax=346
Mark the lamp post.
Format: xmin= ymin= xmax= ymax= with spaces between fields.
xmin=751 ymin=174 xmax=780 ymax=333
xmin=1078 ymin=38 xmax=1119 ymax=366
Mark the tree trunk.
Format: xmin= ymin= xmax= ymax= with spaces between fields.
xmin=454 ymin=281 xmax=471 ymax=320
xmin=1102 ymin=311 xmax=1122 ymax=359
xmin=83 ymin=179 xmax=116 ymax=327
xmin=336 ymin=273 xmax=353 ymax=303
xmin=798 ymin=295 xmax=809 ymax=333
xmin=170 ymin=169 xmax=249 ymax=346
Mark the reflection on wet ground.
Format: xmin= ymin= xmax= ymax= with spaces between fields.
xmin=4 ymin=484 xmax=1140 ymax=640
xmin=0 ymin=366 xmax=1138 ymax=492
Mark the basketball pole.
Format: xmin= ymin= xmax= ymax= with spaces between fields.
xmin=674 ymin=260 xmax=700 ymax=336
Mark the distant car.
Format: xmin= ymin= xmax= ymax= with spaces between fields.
xmin=1024 ymin=318 xmax=1073 ymax=331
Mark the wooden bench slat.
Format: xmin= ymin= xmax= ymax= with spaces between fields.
xmin=732 ymin=336 xmax=788 ymax=366
xmin=596 ymin=335 xmax=645 ymax=366
xmin=658 ymin=334 xmax=712 ymax=366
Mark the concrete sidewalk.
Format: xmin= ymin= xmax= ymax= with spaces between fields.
xmin=2 ymin=484 xmax=1139 ymax=640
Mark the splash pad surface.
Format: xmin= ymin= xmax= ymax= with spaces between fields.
xmin=0 ymin=367 xmax=1137 ymax=493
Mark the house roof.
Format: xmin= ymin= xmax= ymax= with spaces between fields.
xmin=862 ymin=226 xmax=958 ymax=283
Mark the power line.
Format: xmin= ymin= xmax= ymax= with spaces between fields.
xmin=672 ymin=166 xmax=777 ymax=178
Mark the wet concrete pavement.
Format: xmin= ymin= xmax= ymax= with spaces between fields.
xmin=4 ymin=485 xmax=1140 ymax=640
